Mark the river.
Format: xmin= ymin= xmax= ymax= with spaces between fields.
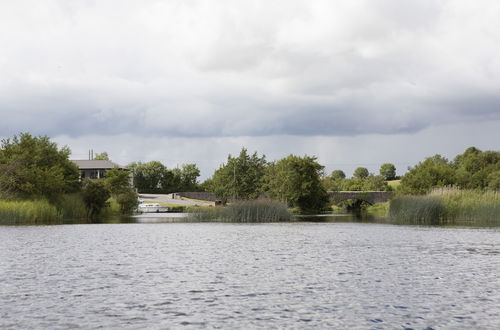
xmin=1 ymin=221 xmax=499 ymax=329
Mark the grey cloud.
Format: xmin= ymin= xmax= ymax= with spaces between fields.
xmin=1 ymin=0 xmax=499 ymax=140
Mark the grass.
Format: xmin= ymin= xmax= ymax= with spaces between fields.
xmin=389 ymin=188 xmax=500 ymax=225
xmin=190 ymin=199 xmax=292 ymax=222
xmin=366 ymin=202 xmax=389 ymax=218
xmin=0 ymin=199 xmax=61 ymax=225
xmin=0 ymin=194 xmax=131 ymax=225
xmin=387 ymin=180 xmax=401 ymax=189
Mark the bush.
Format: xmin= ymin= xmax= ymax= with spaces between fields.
xmin=115 ymin=189 xmax=138 ymax=215
xmin=82 ymin=179 xmax=111 ymax=219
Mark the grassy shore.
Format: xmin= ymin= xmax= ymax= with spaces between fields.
xmin=389 ymin=188 xmax=500 ymax=225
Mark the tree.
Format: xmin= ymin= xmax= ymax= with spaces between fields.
xmin=0 ymin=133 xmax=80 ymax=199
xmin=179 ymin=164 xmax=200 ymax=191
xmin=210 ymin=148 xmax=267 ymax=202
xmin=331 ymin=170 xmax=346 ymax=180
xmin=353 ymin=167 xmax=369 ymax=179
xmin=94 ymin=152 xmax=109 ymax=160
xmin=104 ymin=167 xmax=131 ymax=195
xmin=82 ymin=179 xmax=111 ymax=219
xmin=454 ymin=147 xmax=500 ymax=189
xmin=399 ymin=155 xmax=456 ymax=194
xmin=265 ymin=155 xmax=329 ymax=212
xmin=128 ymin=161 xmax=166 ymax=193
xmin=379 ymin=163 xmax=396 ymax=181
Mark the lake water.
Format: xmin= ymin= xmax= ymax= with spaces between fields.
xmin=1 ymin=221 xmax=499 ymax=329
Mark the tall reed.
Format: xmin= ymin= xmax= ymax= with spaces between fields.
xmin=191 ymin=199 xmax=291 ymax=222
xmin=0 ymin=199 xmax=61 ymax=225
xmin=430 ymin=187 xmax=500 ymax=224
xmin=389 ymin=196 xmax=445 ymax=225
xmin=389 ymin=188 xmax=500 ymax=225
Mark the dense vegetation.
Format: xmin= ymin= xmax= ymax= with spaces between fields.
xmin=1 ymin=131 xmax=498 ymax=224
xmin=389 ymin=188 xmax=500 ymax=225
xmin=0 ymin=133 xmax=137 ymax=223
xmin=398 ymin=147 xmax=500 ymax=194
xmin=127 ymin=161 xmax=200 ymax=193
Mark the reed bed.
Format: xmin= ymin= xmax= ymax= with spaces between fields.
xmin=389 ymin=188 xmax=500 ymax=225
xmin=54 ymin=193 xmax=88 ymax=220
xmin=191 ymin=199 xmax=292 ymax=222
xmin=430 ymin=188 xmax=500 ymax=225
xmin=388 ymin=196 xmax=445 ymax=225
xmin=0 ymin=199 xmax=61 ymax=225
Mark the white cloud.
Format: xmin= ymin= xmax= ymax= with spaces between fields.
xmin=1 ymin=0 xmax=499 ymax=176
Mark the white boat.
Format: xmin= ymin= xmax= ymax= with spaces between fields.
xmin=137 ymin=203 xmax=169 ymax=213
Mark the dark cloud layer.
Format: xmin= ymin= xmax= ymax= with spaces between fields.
xmin=1 ymin=0 xmax=499 ymax=142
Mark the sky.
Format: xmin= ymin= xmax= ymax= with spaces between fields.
xmin=1 ymin=0 xmax=499 ymax=180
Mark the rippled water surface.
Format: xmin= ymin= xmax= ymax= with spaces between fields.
xmin=1 ymin=222 xmax=499 ymax=329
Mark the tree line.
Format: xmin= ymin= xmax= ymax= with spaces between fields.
xmin=1 ymin=133 xmax=498 ymax=215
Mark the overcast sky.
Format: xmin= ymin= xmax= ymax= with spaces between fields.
xmin=1 ymin=0 xmax=499 ymax=179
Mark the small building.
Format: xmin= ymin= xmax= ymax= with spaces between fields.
xmin=71 ymin=160 xmax=129 ymax=180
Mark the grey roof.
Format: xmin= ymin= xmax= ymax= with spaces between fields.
xmin=71 ymin=160 xmax=127 ymax=170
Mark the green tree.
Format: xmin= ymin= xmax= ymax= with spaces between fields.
xmin=0 ymin=133 xmax=80 ymax=199
xmin=379 ymin=163 xmax=396 ymax=180
xmin=128 ymin=161 xmax=166 ymax=193
xmin=331 ymin=170 xmax=346 ymax=180
xmin=399 ymin=155 xmax=456 ymax=194
xmin=264 ymin=155 xmax=329 ymax=212
xmin=94 ymin=152 xmax=110 ymax=160
xmin=210 ymin=148 xmax=267 ymax=202
xmin=104 ymin=167 xmax=131 ymax=195
xmin=353 ymin=167 xmax=369 ymax=179
xmin=116 ymin=189 xmax=138 ymax=214
xmin=454 ymin=147 xmax=500 ymax=189
xmin=82 ymin=179 xmax=111 ymax=219
xmin=179 ymin=164 xmax=201 ymax=191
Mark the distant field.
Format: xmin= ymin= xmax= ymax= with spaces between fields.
xmin=387 ymin=180 xmax=401 ymax=189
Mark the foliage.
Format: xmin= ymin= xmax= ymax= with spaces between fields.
xmin=353 ymin=167 xmax=369 ymax=179
xmin=398 ymin=155 xmax=456 ymax=195
xmin=94 ymin=152 xmax=110 ymax=160
xmin=82 ymin=179 xmax=111 ymax=219
xmin=210 ymin=148 xmax=267 ymax=202
xmin=178 ymin=164 xmax=201 ymax=191
xmin=380 ymin=163 xmax=397 ymax=180
xmin=191 ymin=199 xmax=291 ymax=222
xmin=128 ymin=161 xmax=166 ymax=193
xmin=128 ymin=161 xmax=201 ymax=193
xmin=453 ymin=147 xmax=500 ymax=189
xmin=0 ymin=133 xmax=80 ymax=199
xmin=115 ymin=189 xmax=138 ymax=214
xmin=334 ymin=175 xmax=390 ymax=191
xmin=265 ymin=155 xmax=329 ymax=213
xmin=331 ymin=170 xmax=346 ymax=180
xmin=104 ymin=167 xmax=132 ymax=195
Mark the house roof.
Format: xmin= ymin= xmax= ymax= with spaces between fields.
xmin=71 ymin=160 xmax=128 ymax=170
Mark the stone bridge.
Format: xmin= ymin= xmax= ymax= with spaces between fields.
xmin=328 ymin=191 xmax=393 ymax=205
